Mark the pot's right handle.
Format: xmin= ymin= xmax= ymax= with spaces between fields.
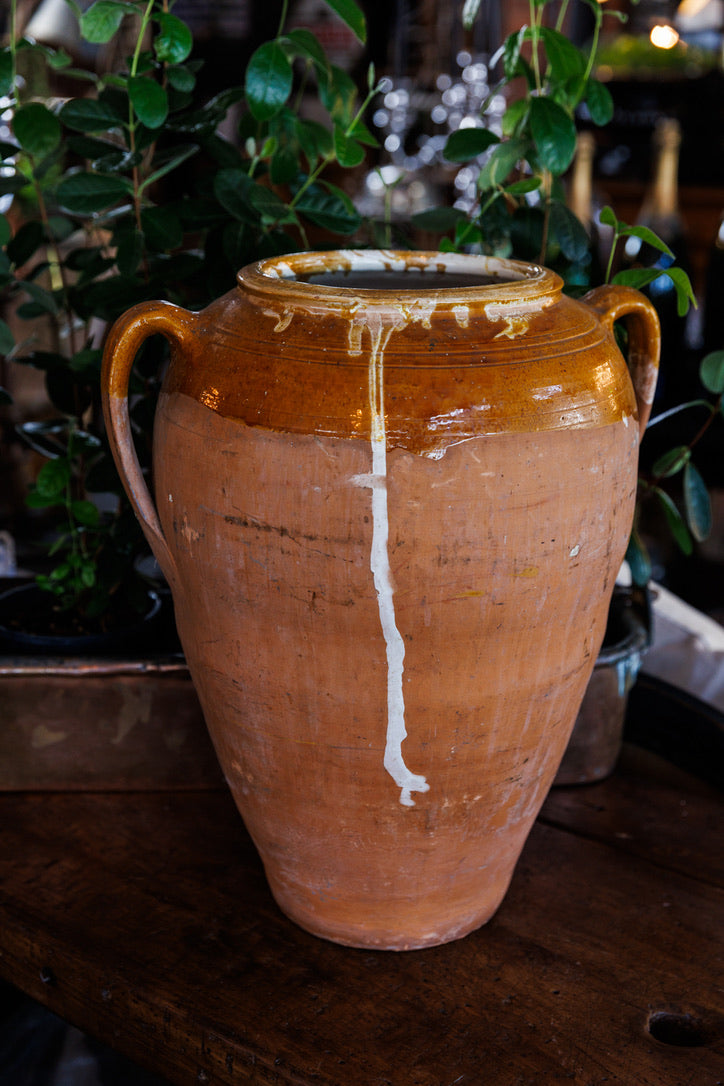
xmin=101 ymin=300 xmax=199 ymax=590
xmin=581 ymin=284 xmax=661 ymax=439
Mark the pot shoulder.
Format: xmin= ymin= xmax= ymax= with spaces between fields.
xmin=161 ymin=284 xmax=638 ymax=454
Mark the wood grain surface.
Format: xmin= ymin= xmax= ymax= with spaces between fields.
xmin=0 ymin=743 xmax=721 ymax=1086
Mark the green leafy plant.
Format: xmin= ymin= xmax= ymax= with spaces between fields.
xmin=0 ymin=0 xmax=374 ymax=630
xmin=627 ymin=350 xmax=724 ymax=584
xmin=409 ymin=0 xmax=708 ymax=586
xmin=413 ymin=0 xmax=627 ymax=286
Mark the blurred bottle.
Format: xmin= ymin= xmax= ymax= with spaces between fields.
xmin=624 ymin=117 xmax=694 ymax=421
xmin=566 ymin=129 xmax=608 ymax=287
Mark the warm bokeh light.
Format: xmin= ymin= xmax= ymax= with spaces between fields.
xmin=650 ymin=24 xmax=681 ymax=48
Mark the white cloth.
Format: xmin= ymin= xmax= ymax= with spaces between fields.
xmin=642 ymin=582 xmax=724 ymax=712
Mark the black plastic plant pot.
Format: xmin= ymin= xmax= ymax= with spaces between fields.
xmin=0 ymin=582 xmax=165 ymax=657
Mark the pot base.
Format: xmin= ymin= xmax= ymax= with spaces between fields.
xmin=266 ymin=868 xmax=514 ymax=950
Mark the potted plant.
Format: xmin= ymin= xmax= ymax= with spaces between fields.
xmin=0 ymin=0 xmax=377 ymax=787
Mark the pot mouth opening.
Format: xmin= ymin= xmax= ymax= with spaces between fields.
xmin=239 ymin=249 xmax=561 ymax=306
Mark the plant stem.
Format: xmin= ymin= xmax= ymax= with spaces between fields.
xmin=603 ymin=227 xmax=620 ymax=285
xmin=128 ymin=0 xmax=157 ymax=236
xmin=289 ymin=82 xmax=381 ymax=212
xmin=538 ymin=169 xmax=552 ymax=264
xmin=276 ymin=0 xmax=290 ymax=39
xmin=554 ymin=0 xmax=571 ymax=33
xmin=582 ymin=3 xmax=603 ymax=85
xmin=528 ymin=0 xmax=543 ymax=94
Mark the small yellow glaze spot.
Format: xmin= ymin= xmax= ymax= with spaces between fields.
xmin=200 ymin=386 xmax=220 ymax=410
xmin=516 ymin=566 xmax=539 ymax=578
xmin=494 ymin=314 xmax=531 ymax=339
xmin=264 ymin=308 xmax=294 ymax=333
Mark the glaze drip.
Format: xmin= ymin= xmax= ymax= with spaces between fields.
xmin=351 ymin=312 xmax=430 ymax=807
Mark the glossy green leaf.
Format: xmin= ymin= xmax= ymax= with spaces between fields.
xmin=653 ymin=487 xmax=693 ymax=555
xmin=297 ymin=187 xmax=361 ymax=235
xmin=59 ymin=97 xmax=125 ymax=132
xmin=549 ymin=200 xmax=590 ymax=262
xmin=652 ymin=445 xmax=690 ymax=478
xmin=245 ymin=42 xmax=293 ymax=122
xmin=270 ymin=144 xmax=299 ymax=186
xmin=0 ymin=48 xmax=13 ymax=96
xmin=444 ymin=127 xmax=499 ymax=163
xmin=297 ymin=119 xmax=334 ymax=165
xmin=625 ymin=530 xmax=651 ymax=587
xmin=71 ymin=500 xmax=101 ymax=527
xmin=666 ymin=266 xmax=696 ymax=317
xmin=285 ymin=28 xmax=329 ymax=77
xmin=501 ymin=98 xmax=528 ymax=138
xmin=620 ymin=222 xmax=674 ymax=257
xmin=529 ymin=97 xmax=576 ymax=175
xmin=68 ymin=134 xmax=126 ymax=162
xmin=504 ymin=177 xmax=541 ymax=196
xmin=0 ymin=215 xmax=12 ymax=247
xmin=348 ymin=117 xmax=377 ymax=148
xmin=477 ymin=139 xmax=526 ymax=190
xmin=57 ymin=171 xmax=132 ymax=213
xmin=321 ymin=0 xmax=366 ymax=43
xmin=319 ymin=65 xmax=357 ymax=126
xmin=80 ymin=562 xmax=97 ymax=588
xmin=25 ymin=490 xmax=61 ymax=510
xmin=13 ymin=103 xmax=62 ymax=158
xmin=154 ymin=13 xmax=193 ymax=64
xmin=598 ymin=204 xmax=620 ymax=231
xmin=35 ymin=458 xmax=71 ymax=498
xmin=501 ymin=27 xmax=526 ymax=81
xmin=20 ymin=280 xmax=59 ymax=315
xmin=700 ymin=349 xmax=724 ymax=394
xmin=540 ymin=27 xmax=586 ymax=82
xmin=612 ymin=267 xmax=664 ymax=292
xmin=411 ymin=207 xmax=468 ymax=232
xmin=333 ymin=126 xmax=365 ymax=168
xmin=213 ymin=168 xmax=258 ymax=224
xmin=0 ymin=140 xmax=20 ymax=163
xmin=167 ymin=64 xmax=196 ymax=93
xmin=46 ymin=47 xmax=73 ymax=70
xmin=129 ymin=76 xmax=168 ymax=129
xmin=683 ymin=461 xmax=712 ymax=541
xmin=7 ymin=220 xmax=44 ymax=267
xmin=80 ymin=1 xmax=139 ymax=44
xmin=0 ymin=318 xmax=15 ymax=355
xmin=585 ymin=78 xmax=614 ymax=126
xmin=0 ymin=173 xmax=29 ymax=196
xmin=462 ymin=0 xmax=482 ymax=30
xmin=247 ymin=184 xmax=297 ymax=225
xmin=47 ymin=216 xmax=76 ymax=241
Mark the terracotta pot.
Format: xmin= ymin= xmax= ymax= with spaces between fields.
xmin=553 ymin=585 xmax=652 ymax=786
xmin=101 ymin=250 xmax=660 ymax=949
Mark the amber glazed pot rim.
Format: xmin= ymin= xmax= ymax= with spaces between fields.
xmin=237 ymin=249 xmax=563 ymax=311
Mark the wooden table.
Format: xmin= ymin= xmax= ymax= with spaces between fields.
xmin=0 ymin=731 xmax=722 ymax=1085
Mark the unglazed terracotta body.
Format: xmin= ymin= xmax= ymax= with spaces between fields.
xmin=102 ymin=250 xmax=660 ymax=949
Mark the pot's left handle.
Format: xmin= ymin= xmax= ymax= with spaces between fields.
xmin=581 ymin=284 xmax=661 ymax=439
xmin=101 ymin=300 xmax=198 ymax=589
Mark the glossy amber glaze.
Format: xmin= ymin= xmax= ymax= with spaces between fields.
xmin=102 ymin=250 xmax=660 ymax=949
